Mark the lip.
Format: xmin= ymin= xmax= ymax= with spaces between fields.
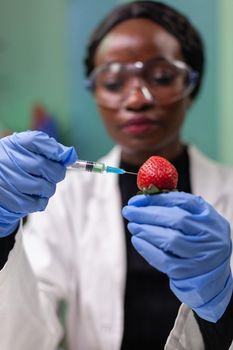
xmin=120 ymin=116 xmax=159 ymax=135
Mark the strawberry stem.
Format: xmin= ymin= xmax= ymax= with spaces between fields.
xmin=137 ymin=185 xmax=178 ymax=195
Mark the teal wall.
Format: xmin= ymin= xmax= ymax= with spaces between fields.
xmin=0 ymin=0 xmax=69 ymax=136
xmin=0 ymin=1 xmax=232 ymax=164
xmin=218 ymin=0 xmax=233 ymax=164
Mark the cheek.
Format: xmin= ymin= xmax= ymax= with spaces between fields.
xmin=97 ymin=106 xmax=113 ymax=128
xmin=164 ymin=100 xmax=189 ymax=129
xmin=97 ymin=106 xmax=119 ymax=137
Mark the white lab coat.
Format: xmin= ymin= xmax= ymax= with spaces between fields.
xmin=0 ymin=145 xmax=233 ymax=350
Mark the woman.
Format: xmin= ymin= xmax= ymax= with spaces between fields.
xmin=0 ymin=1 xmax=232 ymax=349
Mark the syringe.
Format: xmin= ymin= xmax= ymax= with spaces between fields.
xmin=67 ymin=160 xmax=137 ymax=175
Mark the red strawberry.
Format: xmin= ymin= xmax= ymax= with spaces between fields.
xmin=137 ymin=156 xmax=178 ymax=194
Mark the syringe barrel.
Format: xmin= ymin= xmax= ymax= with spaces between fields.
xmin=68 ymin=160 xmax=105 ymax=173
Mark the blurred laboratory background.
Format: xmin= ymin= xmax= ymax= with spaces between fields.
xmin=0 ymin=0 xmax=232 ymax=164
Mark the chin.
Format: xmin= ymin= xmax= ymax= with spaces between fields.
xmin=130 ymin=139 xmax=165 ymax=152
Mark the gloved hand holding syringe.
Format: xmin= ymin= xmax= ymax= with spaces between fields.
xmin=67 ymin=159 xmax=137 ymax=175
xmin=0 ymin=130 xmax=137 ymax=238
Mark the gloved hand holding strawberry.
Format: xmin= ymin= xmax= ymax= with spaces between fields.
xmin=122 ymin=156 xmax=233 ymax=322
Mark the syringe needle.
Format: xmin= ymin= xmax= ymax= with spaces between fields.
xmin=105 ymin=166 xmax=137 ymax=175
xmin=123 ymin=171 xmax=138 ymax=175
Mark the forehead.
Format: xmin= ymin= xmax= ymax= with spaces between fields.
xmin=94 ymin=18 xmax=183 ymax=67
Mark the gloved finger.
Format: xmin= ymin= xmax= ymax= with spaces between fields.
xmin=131 ymin=235 xmax=197 ymax=278
xmin=0 ymin=160 xmax=57 ymax=196
xmin=1 ymin=141 xmax=66 ymax=183
xmin=2 ymin=174 xmax=56 ymax=197
xmin=128 ymin=192 xmax=205 ymax=214
xmin=128 ymin=222 xmax=229 ymax=274
xmin=127 ymin=222 xmax=209 ymax=258
xmin=9 ymin=131 xmax=78 ymax=165
xmin=0 ymin=192 xmax=49 ymax=214
xmin=131 ymin=234 xmax=225 ymax=279
xmin=131 ymin=235 xmax=169 ymax=274
xmin=21 ymin=158 xmax=66 ymax=183
xmin=123 ymin=205 xmax=202 ymax=235
xmin=0 ymin=206 xmax=22 ymax=222
xmin=0 ymin=214 xmax=20 ymax=237
xmin=0 ymin=181 xmax=52 ymax=212
xmin=13 ymin=153 xmax=66 ymax=183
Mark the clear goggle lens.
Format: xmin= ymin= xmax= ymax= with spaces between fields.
xmin=86 ymin=58 xmax=199 ymax=108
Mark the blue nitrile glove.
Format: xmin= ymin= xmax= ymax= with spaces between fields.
xmin=122 ymin=191 xmax=233 ymax=322
xmin=0 ymin=130 xmax=78 ymax=237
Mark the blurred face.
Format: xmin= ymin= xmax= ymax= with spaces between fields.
xmin=93 ymin=18 xmax=192 ymax=165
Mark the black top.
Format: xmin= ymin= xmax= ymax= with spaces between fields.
xmin=0 ymin=230 xmax=17 ymax=269
xmin=119 ymin=145 xmax=233 ymax=350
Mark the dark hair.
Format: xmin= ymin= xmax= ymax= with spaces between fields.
xmin=84 ymin=1 xmax=205 ymax=99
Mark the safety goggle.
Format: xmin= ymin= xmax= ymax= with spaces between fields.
xmin=85 ymin=57 xmax=199 ymax=108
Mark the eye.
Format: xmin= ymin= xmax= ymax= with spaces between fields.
xmin=102 ymin=80 xmax=123 ymax=92
xmin=150 ymin=71 xmax=177 ymax=86
xmin=95 ymin=68 xmax=125 ymax=93
xmin=144 ymin=61 xmax=181 ymax=87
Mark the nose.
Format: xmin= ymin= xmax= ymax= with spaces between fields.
xmin=122 ymin=80 xmax=154 ymax=110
